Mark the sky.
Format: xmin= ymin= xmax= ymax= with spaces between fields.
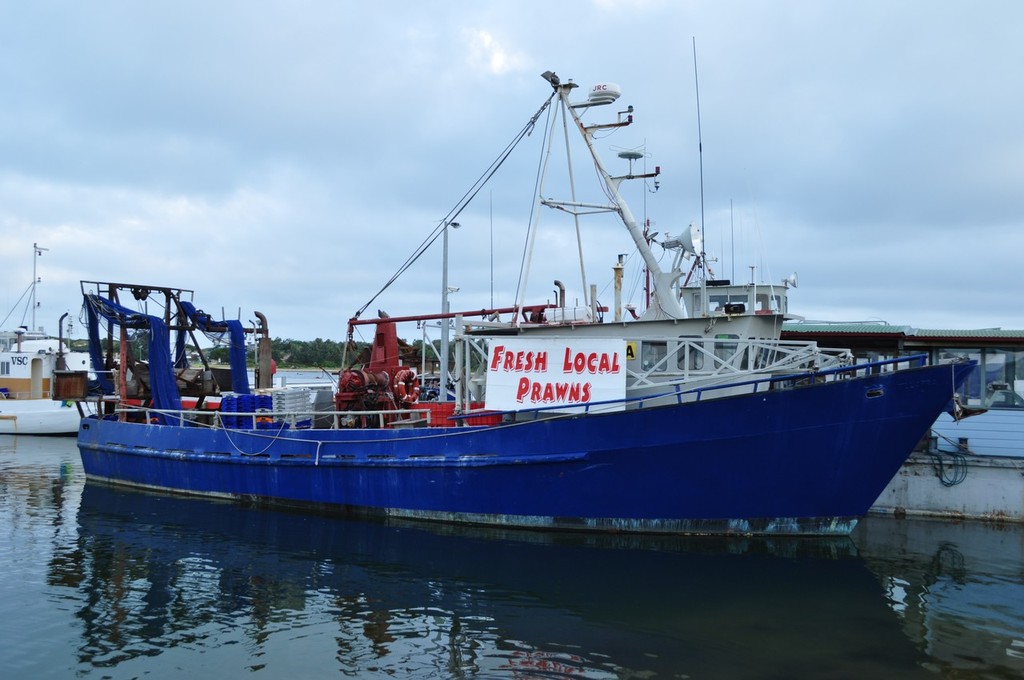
xmin=3 ymin=0 xmax=1023 ymax=345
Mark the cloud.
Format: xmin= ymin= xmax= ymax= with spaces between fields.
xmin=463 ymin=28 xmax=528 ymax=75
xmin=3 ymin=1 xmax=1024 ymax=342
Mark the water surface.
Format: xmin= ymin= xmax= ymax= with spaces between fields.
xmin=2 ymin=434 xmax=1022 ymax=678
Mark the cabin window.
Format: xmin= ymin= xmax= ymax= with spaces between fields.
xmin=714 ymin=334 xmax=746 ymax=369
xmin=677 ymin=336 xmax=703 ymax=371
xmin=937 ymin=347 xmax=1024 ymax=409
xmin=709 ymin=294 xmax=748 ymax=313
xmin=641 ymin=342 xmax=667 ymax=372
xmin=755 ymin=293 xmax=784 ymax=314
xmin=751 ymin=347 xmax=777 ymax=370
xmin=0 ymin=361 xmax=8 ymax=376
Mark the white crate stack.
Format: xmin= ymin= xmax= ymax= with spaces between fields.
xmin=272 ymin=387 xmax=311 ymax=418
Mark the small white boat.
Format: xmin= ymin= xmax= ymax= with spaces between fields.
xmin=0 ymin=244 xmax=92 ymax=435
xmin=0 ymin=329 xmax=90 ymax=435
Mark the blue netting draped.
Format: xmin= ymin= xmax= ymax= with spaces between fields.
xmin=174 ymin=326 xmax=188 ymax=369
xmin=84 ymin=294 xmax=183 ymax=419
xmin=179 ymin=301 xmax=251 ymax=395
xmin=85 ymin=301 xmax=115 ymax=396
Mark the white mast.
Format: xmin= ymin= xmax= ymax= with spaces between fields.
xmin=542 ymin=74 xmax=685 ymax=320
xmin=31 ymin=242 xmax=49 ymax=332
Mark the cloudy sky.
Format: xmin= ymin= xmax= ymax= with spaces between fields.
xmin=3 ymin=1 xmax=1023 ymax=345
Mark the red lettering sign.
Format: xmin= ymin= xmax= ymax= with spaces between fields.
xmin=561 ymin=348 xmax=621 ymax=374
xmin=513 ymin=377 xmax=594 ymax=404
xmin=486 ymin=339 xmax=624 ymax=412
xmin=491 ymin=345 xmax=548 ymax=374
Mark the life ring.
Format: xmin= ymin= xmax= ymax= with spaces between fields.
xmin=393 ymin=368 xmax=420 ymax=406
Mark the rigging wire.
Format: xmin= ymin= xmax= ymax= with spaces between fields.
xmin=353 ymin=92 xmax=557 ymax=322
xmin=0 ymin=281 xmax=35 ymax=330
xmin=513 ymin=90 xmax=558 ymax=307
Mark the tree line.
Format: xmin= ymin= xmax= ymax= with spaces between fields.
xmin=207 ymin=337 xmax=432 ymax=370
xmin=69 ymin=336 xmax=436 ymax=370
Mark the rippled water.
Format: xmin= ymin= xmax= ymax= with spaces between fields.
xmin=2 ymin=434 xmax=1023 ymax=678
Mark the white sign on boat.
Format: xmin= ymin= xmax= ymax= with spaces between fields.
xmin=484 ymin=338 xmax=626 ymax=413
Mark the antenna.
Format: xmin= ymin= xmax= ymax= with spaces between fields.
xmin=32 ymin=242 xmax=49 ymax=332
xmin=617 ymin=149 xmax=644 ymax=174
xmin=691 ymin=37 xmax=710 ymax=317
xmin=692 ymin=38 xmax=705 ymax=276
xmin=490 ymin=190 xmax=494 ymax=308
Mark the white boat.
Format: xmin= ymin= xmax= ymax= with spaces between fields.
xmin=0 ymin=329 xmax=91 ymax=435
xmin=0 ymin=244 xmax=91 ymax=435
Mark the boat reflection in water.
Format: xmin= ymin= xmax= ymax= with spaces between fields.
xmin=48 ymin=483 xmax=972 ymax=679
xmin=855 ymin=516 xmax=1024 ymax=678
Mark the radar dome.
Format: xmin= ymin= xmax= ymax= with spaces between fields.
xmin=588 ymin=83 xmax=621 ymax=105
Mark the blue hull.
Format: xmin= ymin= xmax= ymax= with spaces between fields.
xmin=77 ymin=361 xmax=973 ymax=535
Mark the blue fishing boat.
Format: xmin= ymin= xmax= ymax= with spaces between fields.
xmin=70 ymin=72 xmax=974 ymax=535
xmin=782 ymin=321 xmax=1024 ymax=521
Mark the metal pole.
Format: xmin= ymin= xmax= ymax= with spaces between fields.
xmin=613 ymin=254 xmax=624 ymax=322
xmin=439 ymin=222 xmax=459 ymax=401
xmin=32 ymin=243 xmax=49 ymax=332
xmin=440 ymin=225 xmax=449 ymax=401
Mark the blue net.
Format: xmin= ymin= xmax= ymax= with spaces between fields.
xmin=84 ymin=294 xmax=182 ymax=422
xmin=83 ymin=292 xmax=254 ymax=424
xmin=178 ymin=301 xmax=251 ymax=395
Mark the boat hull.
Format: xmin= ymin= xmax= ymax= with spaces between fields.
xmin=77 ymin=362 xmax=973 ymax=535
xmin=0 ymin=398 xmax=80 ymax=435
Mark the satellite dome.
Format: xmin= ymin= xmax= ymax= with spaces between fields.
xmin=588 ymin=83 xmax=621 ymax=105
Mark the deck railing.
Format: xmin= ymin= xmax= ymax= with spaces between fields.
xmin=452 ymin=353 xmax=934 ymax=420
xmin=1 ymin=389 xmax=54 ymax=400
xmin=98 ymin=354 xmax=936 ymax=430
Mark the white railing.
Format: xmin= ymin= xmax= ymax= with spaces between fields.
xmin=91 ymin=352 xmax=937 ymax=430
xmin=112 ymin=406 xmax=439 ymax=430
xmin=0 ymin=389 xmax=54 ymax=400
xmin=624 ymin=338 xmax=853 ymax=387
xmin=452 ymin=334 xmax=855 ymax=399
